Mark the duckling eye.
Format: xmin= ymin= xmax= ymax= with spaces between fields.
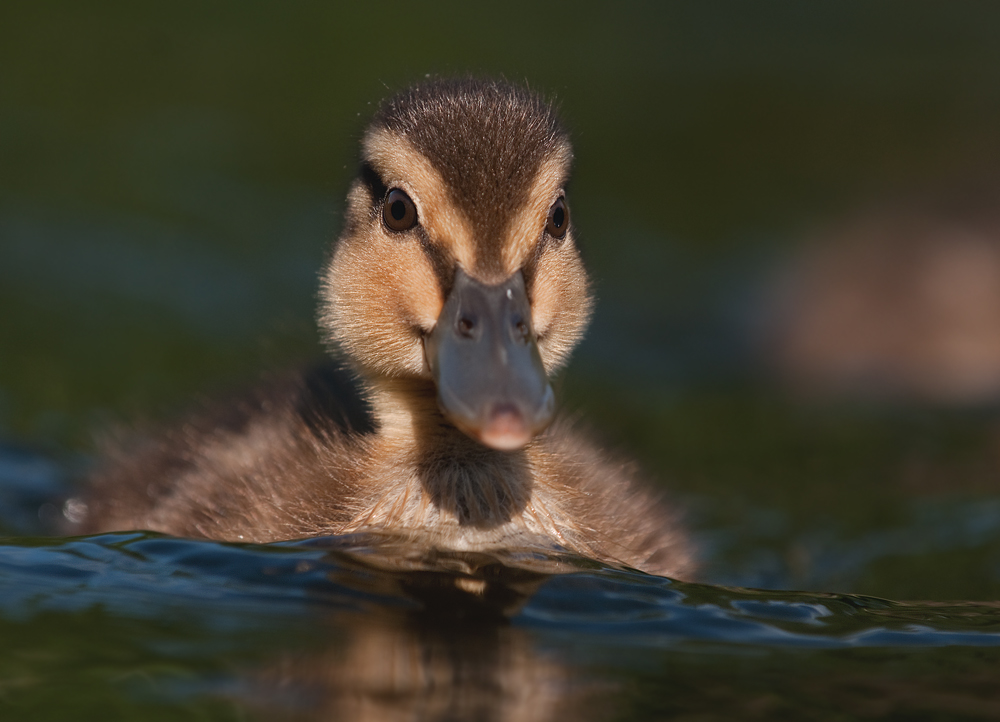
xmin=383 ymin=189 xmax=418 ymax=232
xmin=546 ymin=196 xmax=568 ymax=239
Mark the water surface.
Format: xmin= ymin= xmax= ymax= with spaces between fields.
xmin=5 ymin=522 xmax=1000 ymax=720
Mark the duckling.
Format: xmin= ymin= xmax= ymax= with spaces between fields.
xmin=70 ymin=78 xmax=693 ymax=577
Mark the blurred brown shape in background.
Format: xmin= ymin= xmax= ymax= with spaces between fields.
xmin=764 ymin=184 xmax=1000 ymax=404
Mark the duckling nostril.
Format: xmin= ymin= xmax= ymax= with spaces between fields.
xmin=457 ymin=317 xmax=475 ymax=337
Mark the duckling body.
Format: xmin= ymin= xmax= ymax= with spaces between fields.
xmin=72 ymin=79 xmax=693 ymax=577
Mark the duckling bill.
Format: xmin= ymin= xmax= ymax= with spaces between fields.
xmin=70 ymin=78 xmax=694 ymax=578
xmin=426 ymin=268 xmax=554 ymax=450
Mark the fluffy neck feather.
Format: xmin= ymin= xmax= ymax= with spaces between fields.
xmin=355 ymin=377 xmax=537 ymax=532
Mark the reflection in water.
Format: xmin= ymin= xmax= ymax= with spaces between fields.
xmin=237 ymin=543 xmax=587 ymax=722
xmin=217 ymin=535 xmax=582 ymax=722
xmin=262 ymin=614 xmax=577 ymax=722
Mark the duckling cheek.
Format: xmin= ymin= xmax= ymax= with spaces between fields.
xmin=320 ymin=231 xmax=443 ymax=378
xmin=530 ymin=243 xmax=594 ymax=372
xmin=424 ymin=269 xmax=554 ymax=450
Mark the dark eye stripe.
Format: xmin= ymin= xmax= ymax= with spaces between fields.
xmin=359 ymin=162 xmax=387 ymax=202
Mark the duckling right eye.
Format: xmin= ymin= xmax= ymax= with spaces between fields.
xmin=545 ymin=196 xmax=568 ymax=239
xmin=383 ymin=189 xmax=418 ymax=232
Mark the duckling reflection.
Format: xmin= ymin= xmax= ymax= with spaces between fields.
xmin=247 ymin=543 xmax=596 ymax=722
xmin=70 ymin=78 xmax=692 ymax=577
xmin=256 ymin=614 xmax=582 ymax=722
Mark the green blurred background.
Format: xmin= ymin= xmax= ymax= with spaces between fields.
xmin=4 ymin=1 xmax=1000 ymax=598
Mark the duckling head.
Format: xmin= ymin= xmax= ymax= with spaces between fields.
xmin=320 ymin=79 xmax=593 ymax=451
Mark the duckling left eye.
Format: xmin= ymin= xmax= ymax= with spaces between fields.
xmin=383 ymin=189 xmax=418 ymax=232
xmin=546 ymin=196 xmax=568 ymax=239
